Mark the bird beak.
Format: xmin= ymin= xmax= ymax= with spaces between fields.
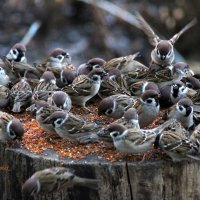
xmin=161 ymin=55 xmax=166 ymax=60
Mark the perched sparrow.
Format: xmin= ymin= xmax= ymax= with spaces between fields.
xmin=35 ymin=101 xmax=63 ymax=134
xmin=103 ymin=52 xmax=148 ymax=75
xmin=173 ymin=62 xmax=194 ymax=79
xmin=114 ymin=108 xmax=140 ymax=129
xmin=47 ymin=91 xmax=72 ymax=111
xmin=108 ymin=119 xmax=173 ymax=153
xmin=98 ymin=94 xmax=136 ymax=119
xmin=0 ymin=66 xmax=10 ymax=86
xmin=136 ymin=12 xmax=197 ymax=70
xmin=45 ymin=110 xmax=100 ymax=142
xmin=164 ymin=98 xmax=194 ymax=131
xmin=32 ymin=71 xmax=58 ymax=101
xmin=133 ymin=90 xmax=160 ymax=128
xmin=130 ymin=81 xmax=160 ymax=96
xmin=60 ymin=67 xmax=77 ymax=87
xmin=181 ymin=76 xmax=200 ymax=90
xmin=0 ymin=85 xmax=10 ymax=108
xmin=10 ymin=78 xmax=32 ymax=112
xmin=0 ymin=111 xmax=24 ymax=141
xmin=77 ymin=57 xmax=105 ymax=75
xmin=63 ymin=68 xmax=107 ymax=111
xmin=22 ymin=167 xmax=98 ymax=199
xmin=159 ymin=80 xmax=188 ymax=107
xmin=98 ymin=76 xmax=130 ymax=99
xmin=154 ymin=129 xmax=200 ymax=162
xmin=6 ymin=43 xmax=27 ymax=63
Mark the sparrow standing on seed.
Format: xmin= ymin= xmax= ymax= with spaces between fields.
xmin=136 ymin=12 xmax=197 ymax=71
xmin=159 ymin=80 xmax=188 ymax=107
xmin=45 ymin=110 xmax=100 ymax=142
xmin=47 ymin=91 xmax=72 ymax=111
xmin=98 ymin=94 xmax=136 ymax=119
xmin=63 ymin=68 xmax=107 ymax=112
xmin=77 ymin=57 xmax=106 ymax=75
xmin=0 ymin=85 xmax=10 ymax=108
xmin=32 ymin=71 xmax=58 ymax=102
xmin=108 ymin=119 xmax=173 ymax=153
xmin=10 ymin=77 xmax=32 ymax=112
xmin=0 ymin=111 xmax=24 ymax=141
xmin=35 ymin=101 xmax=63 ymax=134
xmin=133 ymin=90 xmax=160 ymax=128
xmin=164 ymin=98 xmax=195 ymax=131
xmin=22 ymin=167 xmax=98 ymax=199
xmin=154 ymin=128 xmax=200 ymax=162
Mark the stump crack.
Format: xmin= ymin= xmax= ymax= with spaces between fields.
xmin=125 ymin=162 xmax=133 ymax=200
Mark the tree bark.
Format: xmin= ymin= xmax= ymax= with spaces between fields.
xmin=1 ymin=142 xmax=200 ymax=200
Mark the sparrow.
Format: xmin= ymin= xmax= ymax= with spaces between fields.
xmin=35 ymin=100 xmax=63 ymax=134
xmin=63 ymin=68 xmax=107 ymax=111
xmin=10 ymin=77 xmax=32 ymax=112
xmin=60 ymin=67 xmax=77 ymax=87
xmin=129 ymin=81 xmax=160 ymax=96
xmin=47 ymin=91 xmax=72 ymax=111
xmin=22 ymin=167 xmax=98 ymax=199
xmin=108 ymin=119 xmax=173 ymax=153
xmin=159 ymin=80 xmax=188 ymax=107
xmin=45 ymin=110 xmax=100 ymax=142
xmin=0 ymin=85 xmax=10 ymax=108
xmin=164 ymin=98 xmax=195 ymax=131
xmin=181 ymin=76 xmax=200 ymax=90
xmin=114 ymin=108 xmax=140 ymax=129
xmin=0 ymin=111 xmax=24 ymax=141
xmin=154 ymin=129 xmax=200 ymax=162
xmin=103 ymin=52 xmax=148 ymax=75
xmin=136 ymin=12 xmax=197 ymax=71
xmin=32 ymin=71 xmax=58 ymax=101
xmin=98 ymin=94 xmax=136 ymax=119
xmin=173 ymin=62 xmax=194 ymax=79
xmin=133 ymin=90 xmax=160 ymax=128
xmin=34 ymin=48 xmax=71 ymax=79
xmin=98 ymin=76 xmax=130 ymax=99
xmin=0 ymin=66 xmax=10 ymax=86
xmin=6 ymin=43 xmax=27 ymax=63
xmin=77 ymin=57 xmax=106 ymax=75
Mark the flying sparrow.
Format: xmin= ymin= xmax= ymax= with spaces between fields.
xmin=35 ymin=100 xmax=63 ymax=134
xmin=47 ymin=91 xmax=72 ymax=111
xmin=0 ymin=85 xmax=10 ymax=108
xmin=63 ymin=68 xmax=107 ymax=111
xmin=10 ymin=77 xmax=32 ymax=112
xmin=77 ymin=57 xmax=106 ymax=75
xmin=98 ymin=94 xmax=136 ymax=119
xmin=154 ymin=129 xmax=200 ymax=162
xmin=164 ymin=98 xmax=195 ymax=131
xmin=0 ymin=111 xmax=24 ymax=141
xmin=108 ymin=119 xmax=173 ymax=153
xmin=32 ymin=71 xmax=58 ymax=101
xmin=22 ymin=167 xmax=98 ymax=199
xmin=136 ymin=12 xmax=197 ymax=71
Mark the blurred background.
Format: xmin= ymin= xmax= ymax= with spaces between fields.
xmin=0 ymin=0 xmax=199 ymax=67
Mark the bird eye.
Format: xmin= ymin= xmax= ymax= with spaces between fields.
xmin=106 ymin=109 xmax=113 ymax=115
xmin=13 ymin=49 xmax=17 ymax=55
xmin=57 ymin=55 xmax=63 ymax=60
xmin=56 ymin=119 xmax=63 ymax=125
xmin=8 ymin=130 xmax=16 ymax=139
xmin=147 ymin=99 xmax=152 ymax=104
xmin=92 ymin=75 xmax=99 ymax=81
xmin=179 ymin=106 xmax=183 ymax=111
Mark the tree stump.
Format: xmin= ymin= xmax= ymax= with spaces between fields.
xmin=1 ymin=142 xmax=200 ymax=200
